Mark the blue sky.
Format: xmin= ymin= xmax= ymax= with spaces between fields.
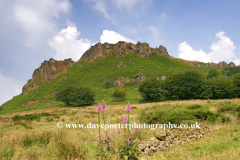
xmin=0 ymin=0 xmax=240 ymax=105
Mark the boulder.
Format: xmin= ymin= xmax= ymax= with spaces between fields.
xmin=134 ymin=73 xmax=146 ymax=82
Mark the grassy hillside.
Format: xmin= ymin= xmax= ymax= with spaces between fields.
xmin=0 ymin=53 xmax=215 ymax=115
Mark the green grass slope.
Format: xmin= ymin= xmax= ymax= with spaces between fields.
xmin=0 ymin=54 xmax=214 ymax=115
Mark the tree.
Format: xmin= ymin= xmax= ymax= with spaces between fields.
xmin=164 ymin=70 xmax=204 ymax=99
xmin=138 ymin=77 xmax=165 ymax=101
xmin=56 ymin=85 xmax=95 ymax=105
xmin=233 ymin=72 xmax=240 ymax=98
xmin=200 ymin=76 xmax=235 ymax=99
xmin=111 ymin=88 xmax=127 ymax=102
xmin=70 ymin=86 xmax=95 ymax=105
xmin=56 ymin=86 xmax=74 ymax=106
xmin=223 ymin=66 xmax=240 ymax=77
xmin=207 ymin=69 xmax=219 ymax=79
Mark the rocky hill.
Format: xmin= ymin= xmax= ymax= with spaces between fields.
xmin=79 ymin=41 xmax=169 ymax=62
xmin=22 ymin=41 xmax=236 ymax=95
xmin=22 ymin=58 xmax=74 ymax=94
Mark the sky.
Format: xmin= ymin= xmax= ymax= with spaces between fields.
xmin=0 ymin=0 xmax=240 ymax=105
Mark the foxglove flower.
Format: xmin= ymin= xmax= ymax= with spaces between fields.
xmin=124 ymin=116 xmax=128 ymax=123
xmin=117 ymin=128 xmax=120 ymax=133
xmin=104 ymin=136 xmax=106 ymax=140
xmin=138 ymin=127 xmax=141 ymax=131
xmin=127 ymin=139 xmax=130 ymax=146
xmin=131 ymin=129 xmax=135 ymax=136
xmin=107 ymin=134 xmax=110 ymax=138
xmin=97 ymin=103 xmax=101 ymax=113
xmin=110 ymin=136 xmax=112 ymax=141
xmin=126 ymin=102 xmax=131 ymax=112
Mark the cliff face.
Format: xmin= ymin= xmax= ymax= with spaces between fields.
xmin=79 ymin=41 xmax=169 ymax=62
xmin=192 ymin=61 xmax=235 ymax=69
xmin=22 ymin=58 xmax=74 ymax=94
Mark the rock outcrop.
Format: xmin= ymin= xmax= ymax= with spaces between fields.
xmin=190 ymin=60 xmax=235 ymax=70
xmin=22 ymin=58 xmax=74 ymax=94
xmin=139 ymin=125 xmax=211 ymax=155
xmin=134 ymin=73 xmax=147 ymax=82
xmin=79 ymin=41 xmax=169 ymax=62
xmin=205 ymin=61 xmax=236 ymax=69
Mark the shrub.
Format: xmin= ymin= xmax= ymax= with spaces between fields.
xmin=138 ymin=77 xmax=165 ymax=101
xmin=139 ymin=104 xmax=229 ymax=125
xmin=56 ymin=85 xmax=95 ymax=105
xmin=200 ymin=76 xmax=235 ymax=99
xmin=69 ymin=86 xmax=95 ymax=105
xmin=0 ymin=106 xmax=3 ymax=111
xmin=56 ymin=86 xmax=75 ymax=106
xmin=164 ymin=70 xmax=204 ymax=99
xmin=207 ymin=69 xmax=219 ymax=79
xmin=187 ymin=104 xmax=202 ymax=110
xmin=233 ymin=72 xmax=240 ymax=97
xmin=111 ymin=88 xmax=127 ymax=102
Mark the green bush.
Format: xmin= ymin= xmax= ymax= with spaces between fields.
xmin=139 ymin=104 xmax=229 ymax=125
xmin=111 ymin=88 xmax=127 ymax=102
xmin=233 ymin=72 xmax=240 ymax=98
xmin=187 ymin=104 xmax=202 ymax=110
xmin=138 ymin=77 xmax=165 ymax=100
xmin=207 ymin=69 xmax=219 ymax=79
xmin=12 ymin=112 xmax=52 ymax=121
xmin=164 ymin=70 xmax=204 ymax=99
xmin=69 ymin=86 xmax=95 ymax=105
xmin=200 ymin=76 xmax=235 ymax=99
xmin=56 ymin=85 xmax=95 ymax=105
xmin=56 ymin=86 xmax=75 ymax=106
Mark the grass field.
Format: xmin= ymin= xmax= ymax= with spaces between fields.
xmin=0 ymin=99 xmax=239 ymax=159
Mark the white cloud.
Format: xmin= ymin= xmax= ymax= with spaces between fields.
xmin=49 ymin=23 xmax=91 ymax=61
xmin=234 ymin=59 xmax=240 ymax=66
xmin=100 ymin=30 xmax=136 ymax=44
xmin=148 ymin=26 xmax=160 ymax=39
xmin=178 ymin=41 xmax=210 ymax=62
xmin=0 ymin=73 xmax=22 ymax=105
xmin=178 ymin=31 xmax=238 ymax=64
xmin=12 ymin=0 xmax=71 ymax=46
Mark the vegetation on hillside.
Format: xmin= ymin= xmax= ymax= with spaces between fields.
xmin=0 ymin=53 xmax=239 ymax=115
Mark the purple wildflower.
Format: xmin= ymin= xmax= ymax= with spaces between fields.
xmin=107 ymin=134 xmax=110 ymax=138
xmin=97 ymin=103 xmax=101 ymax=113
xmin=126 ymin=102 xmax=131 ymax=112
xmin=97 ymin=137 xmax=99 ymax=140
xmin=104 ymin=136 xmax=106 ymax=140
xmin=138 ymin=127 xmax=141 ymax=131
xmin=131 ymin=129 xmax=135 ymax=136
xmin=127 ymin=139 xmax=130 ymax=146
xmin=110 ymin=136 xmax=112 ymax=140
xmin=124 ymin=116 xmax=128 ymax=123
xmin=117 ymin=128 xmax=120 ymax=133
